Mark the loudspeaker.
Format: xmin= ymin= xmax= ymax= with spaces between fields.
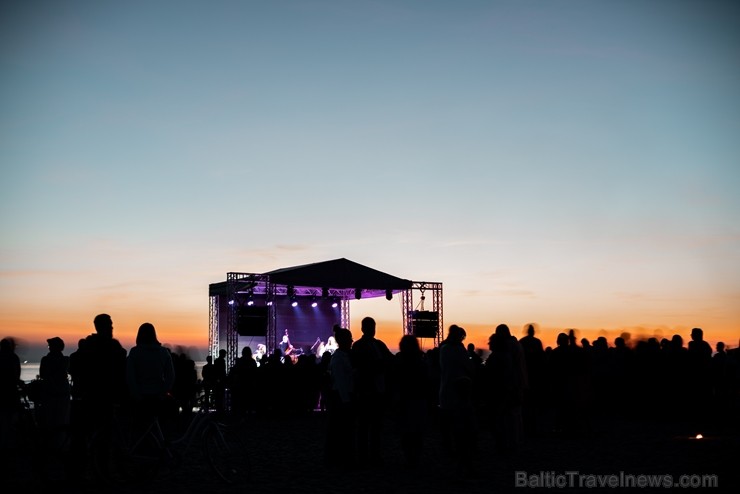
xmin=236 ymin=306 xmax=268 ymax=336
xmin=409 ymin=310 xmax=439 ymax=338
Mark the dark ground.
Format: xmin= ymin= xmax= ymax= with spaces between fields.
xmin=4 ymin=409 xmax=737 ymax=494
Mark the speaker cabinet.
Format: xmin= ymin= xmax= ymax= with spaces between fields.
xmin=409 ymin=310 xmax=439 ymax=338
xmin=236 ymin=306 xmax=268 ymax=336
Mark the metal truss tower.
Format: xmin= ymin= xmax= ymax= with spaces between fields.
xmin=401 ymin=281 xmax=444 ymax=346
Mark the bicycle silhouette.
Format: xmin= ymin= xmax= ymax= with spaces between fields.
xmin=91 ymin=403 xmax=250 ymax=486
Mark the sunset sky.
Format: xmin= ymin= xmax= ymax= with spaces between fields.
xmin=2 ymin=0 xmax=738 ymax=361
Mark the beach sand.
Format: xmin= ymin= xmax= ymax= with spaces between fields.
xmin=5 ymin=408 xmax=737 ymax=494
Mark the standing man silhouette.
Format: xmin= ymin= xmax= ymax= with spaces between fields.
xmin=351 ymin=316 xmax=393 ymax=466
xmin=69 ymin=314 xmax=127 ymax=480
xmin=438 ymin=324 xmax=475 ymax=473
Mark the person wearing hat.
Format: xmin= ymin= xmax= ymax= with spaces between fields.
xmin=38 ymin=336 xmax=71 ymax=435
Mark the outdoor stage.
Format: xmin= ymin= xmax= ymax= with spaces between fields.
xmin=208 ymin=258 xmax=443 ymax=368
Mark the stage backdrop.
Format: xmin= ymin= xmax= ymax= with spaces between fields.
xmin=235 ymin=295 xmax=340 ymax=355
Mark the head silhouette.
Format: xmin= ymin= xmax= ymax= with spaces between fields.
xmin=136 ymin=322 xmax=159 ymax=345
xmin=1 ymin=337 xmax=16 ymax=353
xmin=361 ymin=317 xmax=376 ymax=338
xmin=671 ymin=334 xmax=684 ymax=349
xmin=93 ymin=313 xmax=113 ymax=338
xmin=47 ymin=336 xmax=65 ymax=352
xmin=690 ymin=327 xmax=704 ymax=342
xmin=335 ymin=327 xmax=353 ymax=350
xmin=446 ymin=324 xmax=466 ymax=344
xmin=496 ymin=324 xmax=511 ymax=338
xmin=556 ymin=333 xmax=569 ymax=348
xmin=399 ymin=334 xmax=421 ymax=354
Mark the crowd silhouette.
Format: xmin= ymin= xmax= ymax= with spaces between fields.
xmin=0 ymin=314 xmax=738 ymax=490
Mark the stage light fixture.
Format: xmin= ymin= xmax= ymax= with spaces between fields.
xmin=291 ymin=301 xmax=298 ymax=307
xmin=332 ymin=302 xmax=338 ymax=308
xmin=322 ymin=287 xmax=329 ymax=299
xmin=228 ymin=300 xmax=235 ymax=305
xmin=385 ymin=289 xmax=393 ymax=301
xmin=267 ymin=301 xmax=273 ymax=306
xmin=287 ymin=285 xmax=295 ymax=299
xmin=247 ymin=300 xmax=254 ymax=306
xmin=311 ymin=301 xmax=318 ymax=308
xmin=354 ymin=288 xmax=362 ymax=300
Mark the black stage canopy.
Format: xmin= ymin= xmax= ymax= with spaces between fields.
xmin=263 ymin=257 xmax=412 ymax=293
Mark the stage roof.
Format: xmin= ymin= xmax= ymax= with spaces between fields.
xmin=263 ymin=258 xmax=412 ymax=291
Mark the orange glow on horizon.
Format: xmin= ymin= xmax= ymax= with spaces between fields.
xmin=372 ymin=320 xmax=739 ymax=354
xmin=2 ymin=310 xmax=737 ymax=361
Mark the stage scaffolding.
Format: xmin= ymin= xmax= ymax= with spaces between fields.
xmin=209 ymin=274 xmax=442 ymax=370
xmin=401 ymin=281 xmax=444 ymax=346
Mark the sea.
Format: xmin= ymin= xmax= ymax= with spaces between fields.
xmin=20 ymin=361 xmax=208 ymax=383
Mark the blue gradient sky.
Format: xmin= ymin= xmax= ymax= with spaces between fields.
xmin=1 ymin=0 xmax=739 ymax=356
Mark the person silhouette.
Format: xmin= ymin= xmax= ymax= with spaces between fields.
xmin=173 ymin=352 xmax=197 ymax=417
xmin=68 ymin=338 xmax=87 ymax=401
xmin=438 ymin=325 xmax=476 ymax=474
xmin=710 ymin=342 xmax=730 ymax=421
xmin=201 ymin=355 xmax=216 ymax=409
xmin=126 ymin=323 xmax=175 ymax=423
xmin=228 ymin=347 xmax=258 ymax=416
xmin=214 ymin=349 xmax=228 ymax=411
xmin=279 ymin=330 xmax=294 ymax=357
xmin=484 ymin=324 xmax=527 ymax=455
xmin=325 ymin=327 xmax=355 ymax=469
xmin=351 ymin=316 xmax=393 ymax=466
xmin=393 ymin=334 xmax=430 ymax=468
xmin=37 ymin=337 xmax=71 ymax=451
xmin=69 ymin=314 xmax=127 ymax=481
xmin=78 ymin=314 xmax=128 ymax=406
xmin=519 ymin=324 xmax=545 ymax=435
xmin=0 ymin=337 xmax=21 ymax=457
xmin=687 ymin=327 xmax=712 ymax=428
